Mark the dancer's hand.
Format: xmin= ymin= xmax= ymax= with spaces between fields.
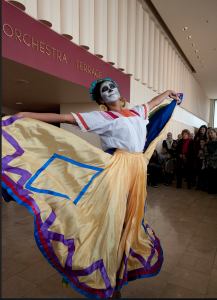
xmin=168 ymin=90 xmax=181 ymax=103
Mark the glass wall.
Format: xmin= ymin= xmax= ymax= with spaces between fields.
xmin=214 ymin=100 xmax=217 ymax=128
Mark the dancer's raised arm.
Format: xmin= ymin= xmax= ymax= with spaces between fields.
xmin=15 ymin=112 xmax=77 ymax=125
xmin=148 ymin=90 xmax=180 ymax=111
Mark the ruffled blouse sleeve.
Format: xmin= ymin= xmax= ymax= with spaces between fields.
xmin=71 ymin=111 xmax=110 ymax=134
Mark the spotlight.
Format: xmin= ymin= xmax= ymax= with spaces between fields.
xmin=191 ymin=44 xmax=195 ymax=46
xmin=195 ymin=50 xmax=198 ymax=53
xmin=182 ymin=27 xmax=188 ymax=30
xmin=187 ymin=36 xmax=192 ymax=39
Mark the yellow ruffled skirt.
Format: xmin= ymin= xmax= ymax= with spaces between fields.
xmin=2 ymin=113 xmax=173 ymax=298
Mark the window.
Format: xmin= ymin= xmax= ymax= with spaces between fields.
xmin=214 ymin=100 xmax=217 ymax=128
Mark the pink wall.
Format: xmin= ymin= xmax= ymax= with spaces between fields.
xmin=2 ymin=1 xmax=130 ymax=102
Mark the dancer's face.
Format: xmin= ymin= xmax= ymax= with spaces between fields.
xmin=100 ymin=81 xmax=120 ymax=103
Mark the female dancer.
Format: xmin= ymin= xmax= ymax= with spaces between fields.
xmin=2 ymin=78 xmax=180 ymax=298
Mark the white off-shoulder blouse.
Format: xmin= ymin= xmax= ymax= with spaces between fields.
xmin=72 ymin=103 xmax=149 ymax=153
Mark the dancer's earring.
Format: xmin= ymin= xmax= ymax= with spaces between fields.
xmin=120 ymin=98 xmax=126 ymax=108
xmin=99 ymin=104 xmax=108 ymax=111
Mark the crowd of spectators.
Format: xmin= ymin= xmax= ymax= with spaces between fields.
xmin=147 ymin=126 xmax=217 ymax=194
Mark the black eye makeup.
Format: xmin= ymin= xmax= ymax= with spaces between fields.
xmin=109 ymin=83 xmax=115 ymax=89
xmin=102 ymin=86 xmax=109 ymax=93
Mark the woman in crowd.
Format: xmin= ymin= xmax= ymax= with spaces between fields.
xmin=194 ymin=125 xmax=208 ymax=149
xmin=171 ymin=140 xmax=178 ymax=179
xmin=148 ymin=150 xmax=161 ymax=188
xmin=176 ymin=129 xmax=196 ymax=189
xmin=177 ymin=134 xmax=182 ymax=141
xmin=196 ymin=138 xmax=207 ymax=191
xmin=205 ymin=128 xmax=217 ymax=194
xmin=162 ymin=151 xmax=173 ymax=186
xmin=162 ymin=132 xmax=174 ymax=151
xmin=189 ymin=133 xmax=195 ymax=140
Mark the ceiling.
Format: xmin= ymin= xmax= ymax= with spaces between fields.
xmin=2 ymin=57 xmax=90 ymax=112
xmin=152 ymin=0 xmax=217 ymax=99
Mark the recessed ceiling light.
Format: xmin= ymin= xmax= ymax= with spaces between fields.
xmin=202 ymin=66 xmax=206 ymax=67
xmin=16 ymin=102 xmax=23 ymax=104
xmin=200 ymin=61 xmax=204 ymax=63
xmin=182 ymin=27 xmax=188 ymax=30
xmin=187 ymin=36 xmax=192 ymax=39
xmin=195 ymin=50 xmax=199 ymax=53
xmin=197 ymin=56 xmax=201 ymax=58
xmin=191 ymin=44 xmax=195 ymax=46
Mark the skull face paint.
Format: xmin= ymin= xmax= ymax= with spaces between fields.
xmin=100 ymin=81 xmax=120 ymax=103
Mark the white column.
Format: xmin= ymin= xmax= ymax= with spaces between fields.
xmin=134 ymin=1 xmax=143 ymax=81
xmin=60 ymin=0 xmax=73 ymax=40
xmin=153 ymin=26 xmax=159 ymax=92
xmin=107 ymin=0 xmax=118 ymax=65
xmin=51 ymin=0 xmax=60 ymax=33
xmin=102 ymin=0 xmax=108 ymax=62
xmin=8 ymin=0 xmax=25 ymax=11
xmin=158 ymin=33 xmax=164 ymax=93
xmin=177 ymin=57 xmax=181 ymax=92
xmin=167 ymin=44 xmax=172 ymax=90
xmin=89 ymin=0 xmax=94 ymax=53
xmin=25 ymin=0 xmax=37 ymax=19
xmin=94 ymin=0 xmax=104 ymax=57
xmin=148 ymin=19 xmax=155 ymax=88
xmin=37 ymin=0 xmax=52 ymax=27
xmin=170 ymin=48 xmax=175 ymax=90
xmin=142 ymin=10 xmax=149 ymax=85
xmin=174 ymin=53 xmax=178 ymax=92
xmin=80 ymin=0 xmax=90 ymax=50
xmin=162 ymin=39 xmax=168 ymax=92
xmin=126 ymin=0 xmax=136 ymax=76
xmin=180 ymin=61 xmax=184 ymax=93
xmin=117 ymin=0 xmax=127 ymax=71
xmin=71 ymin=0 xmax=79 ymax=45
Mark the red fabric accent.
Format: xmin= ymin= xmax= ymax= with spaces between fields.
xmin=130 ymin=109 xmax=140 ymax=117
xmin=76 ymin=114 xmax=90 ymax=130
xmin=118 ymin=110 xmax=137 ymax=117
xmin=142 ymin=104 xmax=147 ymax=120
xmin=182 ymin=138 xmax=191 ymax=163
xmin=106 ymin=111 xmax=119 ymax=119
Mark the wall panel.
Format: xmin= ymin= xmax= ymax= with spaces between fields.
xmin=148 ymin=19 xmax=155 ymax=88
xmin=37 ymin=0 xmax=52 ymax=27
xmin=134 ymin=0 xmax=143 ymax=81
xmin=80 ymin=0 xmax=90 ymax=50
xmin=142 ymin=10 xmax=149 ymax=85
xmin=117 ymin=0 xmax=127 ymax=71
xmin=126 ymin=0 xmax=136 ymax=76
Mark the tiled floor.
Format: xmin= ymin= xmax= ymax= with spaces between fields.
xmin=2 ymin=181 xmax=217 ymax=298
